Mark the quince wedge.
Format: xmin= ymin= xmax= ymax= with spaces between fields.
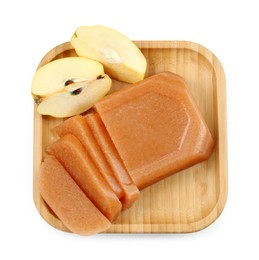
xmin=71 ymin=25 xmax=147 ymax=84
xmin=31 ymin=57 xmax=111 ymax=118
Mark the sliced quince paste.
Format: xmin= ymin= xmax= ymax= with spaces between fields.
xmin=46 ymin=134 xmax=122 ymax=222
xmin=55 ymin=115 xmax=123 ymax=199
xmin=40 ymin=155 xmax=111 ymax=235
xmin=84 ymin=113 xmax=140 ymax=209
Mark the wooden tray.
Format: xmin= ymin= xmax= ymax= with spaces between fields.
xmin=33 ymin=41 xmax=228 ymax=233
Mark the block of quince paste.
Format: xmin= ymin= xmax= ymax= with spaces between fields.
xmin=40 ymin=155 xmax=111 ymax=235
xmin=94 ymin=71 xmax=215 ymax=190
xmin=55 ymin=115 xmax=123 ymax=199
xmin=46 ymin=134 xmax=122 ymax=222
xmin=85 ymin=113 xmax=140 ymax=209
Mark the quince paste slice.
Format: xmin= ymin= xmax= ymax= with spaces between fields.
xmin=40 ymin=155 xmax=111 ymax=235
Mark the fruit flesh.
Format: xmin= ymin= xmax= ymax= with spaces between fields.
xmin=71 ymin=25 xmax=147 ymax=83
xmin=32 ymin=56 xmax=111 ymax=118
xmin=84 ymin=113 xmax=140 ymax=209
xmin=40 ymin=155 xmax=111 ymax=235
xmin=94 ymin=72 xmax=215 ymax=189
xmin=32 ymin=57 xmax=104 ymax=96
xmin=37 ymin=74 xmax=111 ymax=118
xmin=46 ymin=134 xmax=122 ymax=222
xmin=55 ymin=115 xmax=123 ymax=199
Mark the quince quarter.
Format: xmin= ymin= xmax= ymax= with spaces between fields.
xmin=71 ymin=25 xmax=147 ymax=84
xmin=31 ymin=57 xmax=111 ymax=118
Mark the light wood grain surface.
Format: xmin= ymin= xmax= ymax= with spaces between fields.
xmin=33 ymin=41 xmax=227 ymax=233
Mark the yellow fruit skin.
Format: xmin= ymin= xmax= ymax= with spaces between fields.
xmin=71 ymin=25 xmax=147 ymax=84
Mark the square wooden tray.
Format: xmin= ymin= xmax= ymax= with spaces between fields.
xmin=33 ymin=41 xmax=228 ymax=233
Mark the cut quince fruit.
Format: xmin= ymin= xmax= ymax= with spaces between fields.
xmin=71 ymin=25 xmax=147 ymax=84
xmin=31 ymin=57 xmax=112 ymax=118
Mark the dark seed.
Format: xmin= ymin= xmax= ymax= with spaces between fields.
xmin=97 ymin=75 xmax=105 ymax=80
xmin=71 ymin=88 xmax=82 ymax=95
xmin=65 ymin=79 xmax=74 ymax=86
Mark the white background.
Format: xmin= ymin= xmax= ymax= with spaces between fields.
xmin=1 ymin=0 xmax=258 ymax=259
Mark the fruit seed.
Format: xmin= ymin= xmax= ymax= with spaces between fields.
xmin=97 ymin=75 xmax=105 ymax=80
xmin=65 ymin=79 xmax=74 ymax=86
xmin=71 ymin=88 xmax=83 ymax=95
